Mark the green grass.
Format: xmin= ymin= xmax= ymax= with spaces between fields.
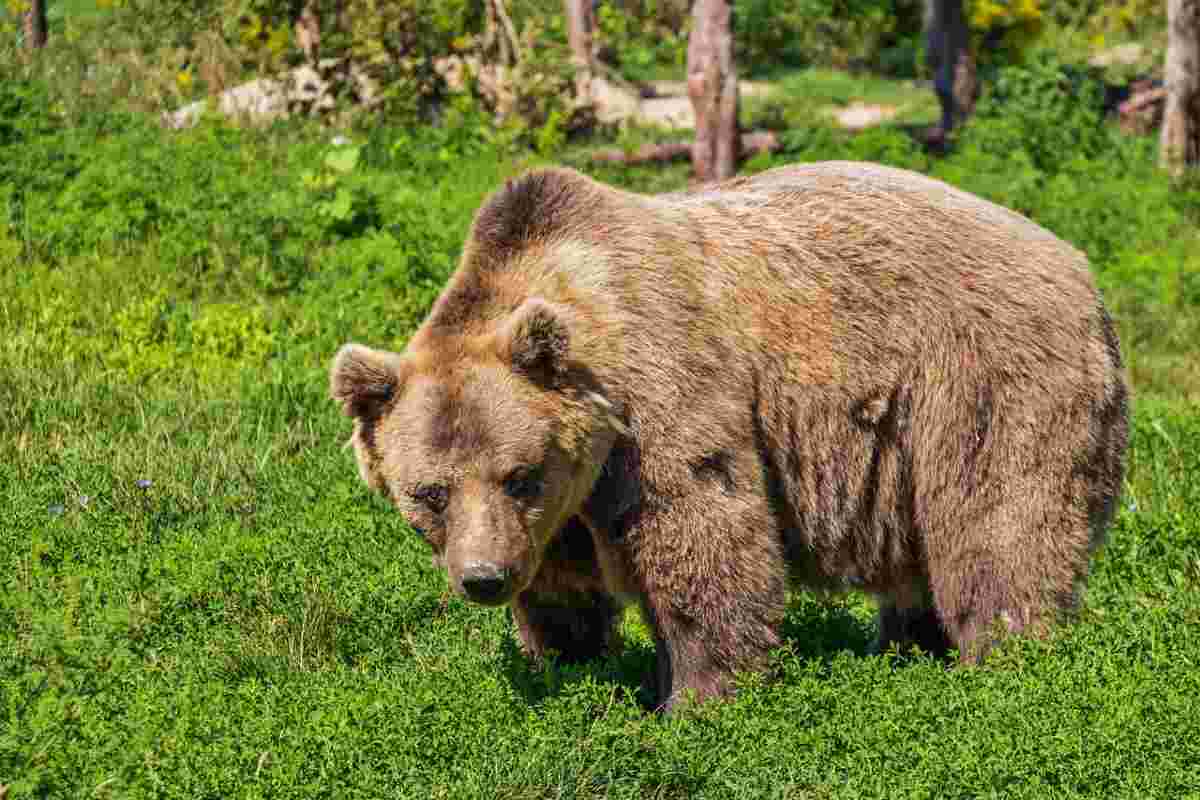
xmin=3 ymin=59 xmax=1200 ymax=797
xmin=5 ymin=324 xmax=1199 ymax=797
xmin=744 ymin=68 xmax=941 ymax=130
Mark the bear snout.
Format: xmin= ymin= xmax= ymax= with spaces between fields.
xmin=459 ymin=562 xmax=516 ymax=606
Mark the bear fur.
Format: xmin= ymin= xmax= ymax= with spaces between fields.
xmin=331 ymin=162 xmax=1129 ymax=711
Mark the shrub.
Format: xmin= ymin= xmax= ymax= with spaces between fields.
xmin=0 ymin=77 xmax=56 ymax=147
xmin=595 ymin=0 xmax=689 ymax=82
xmin=966 ymin=0 xmax=1045 ymax=66
xmin=739 ymin=0 xmax=923 ymax=74
xmin=954 ymin=55 xmax=1114 ymax=176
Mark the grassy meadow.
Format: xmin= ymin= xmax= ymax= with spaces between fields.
xmin=3 ymin=29 xmax=1200 ymax=799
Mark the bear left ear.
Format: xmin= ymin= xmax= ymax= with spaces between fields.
xmin=497 ymin=298 xmax=571 ymax=379
xmin=330 ymin=343 xmax=406 ymax=419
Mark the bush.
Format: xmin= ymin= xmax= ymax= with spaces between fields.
xmin=0 ymin=77 xmax=56 ymax=147
xmin=585 ymin=0 xmax=926 ymax=80
xmin=954 ymin=55 xmax=1114 ymax=176
xmin=740 ymin=0 xmax=923 ymax=74
xmin=595 ymin=0 xmax=689 ymax=82
xmin=966 ymin=0 xmax=1045 ymax=66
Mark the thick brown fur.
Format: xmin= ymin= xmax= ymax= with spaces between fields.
xmin=331 ymin=162 xmax=1129 ymax=711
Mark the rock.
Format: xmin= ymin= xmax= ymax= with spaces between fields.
xmin=829 ymin=102 xmax=899 ymax=131
xmin=1089 ymin=42 xmax=1146 ymax=69
xmin=590 ymin=76 xmax=643 ymax=125
xmin=163 ymin=59 xmax=377 ymax=130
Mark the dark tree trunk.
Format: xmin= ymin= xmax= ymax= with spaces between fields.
xmin=1162 ymin=0 xmax=1200 ymax=175
xmin=687 ymin=0 xmax=738 ymax=182
xmin=925 ymin=0 xmax=975 ymax=137
xmin=564 ymin=0 xmax=596 ymax=104
xmin=23 ymin=0 xmax=48 ymax=50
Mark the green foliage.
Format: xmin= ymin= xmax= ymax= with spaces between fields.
xmin=966 ymin=0 xmax=1046 ymax=66
xmin=595 ymin=0 xmax=689 ymax=83
xmin=374 ymin=93 xmax=497 ymax=179
xmin=110 ymin=295 xmax=276 ymax=385
xmin=958 ymin=54 xmax=1113 ymax=173
xmin=0 ymin=78 xmax=56 ymax=147
xmin=469 ymin=11 xmax=597 ymax=146
xmin=589 ymin=0 xmax=926 ymax=80
xmin=334 ymin=0 xmax=477 ymax=123
xmin=1040 ymin=0 xmax=1165 ymax=44
xmin=736 ymin=0 xmax=925 ymax=76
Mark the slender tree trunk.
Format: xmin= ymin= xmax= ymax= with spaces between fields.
xmin=687 ymin=0 xmax=738 ymax=182
xmin=23 ymin=0 xmax=48 ymax=50
xmin=1161 ymin=0 xmax=1200 ymax=175
xmin=293 ymin=0 xmax=321 ymax=62
xmin=484 ymin=0 xmax=520 ymax=67
xmin=953 ymin=49 xmax=977 ymax=122
xmin=564 ymin=0 xmax=596 ymax=104
xmin=925 ymin=0 xmax=975 ymax=136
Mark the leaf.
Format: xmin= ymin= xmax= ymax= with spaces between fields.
xmin=324 ymin=146 xmax=361 ymax=175
xmin=327 ymin=188 xmax=354 ymax=221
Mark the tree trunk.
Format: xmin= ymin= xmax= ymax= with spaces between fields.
xmin=953 ymin=49 xmax=977 ymax=123
xmin=23 ymin=0 xmax=48 ymax=50
xmin=564 ymin=0 xmax=596 ymax=104
xmin=925 ymin=0 xmax=975 ymax=136
xmin=687 ymin=0 xmax=738 ymax=182
xmin=483 ymin=0 xmax=520 ymax=67
xmin=293 ymin=0 xmax=321 ymax=63
xmin=1161 ymin=0 xmax=1200 ymax=175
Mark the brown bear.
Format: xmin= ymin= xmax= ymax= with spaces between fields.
xmin=330 ymin=161 xmax=1129 ymax=711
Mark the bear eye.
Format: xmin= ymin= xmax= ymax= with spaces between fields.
xmin=411 ymin=484 xmax=448 ymax=514
xmin=503 ymin=467 xmax=543 ymax=500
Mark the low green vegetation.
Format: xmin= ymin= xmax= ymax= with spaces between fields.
xmin=2 ymin=14 xmax=1200 ymax=795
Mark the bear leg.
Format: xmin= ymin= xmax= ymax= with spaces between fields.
xmin=639 ymin=559 xmax=786 ymax=712
xmin=927 ymin=548 xmax=1055 ymax=665
xmin=512 ymin=590 xmax=621 ymax=664
xmin=641 ymin=623 xmax=731 ymax=713
xmin=874 ymin=601 xmax=953 ymax=658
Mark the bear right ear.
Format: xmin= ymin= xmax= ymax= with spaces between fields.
xmin=496 ymin=297 xmax=572 ymax=380
xmin=330 ymin=343 xmax=405 ymax=419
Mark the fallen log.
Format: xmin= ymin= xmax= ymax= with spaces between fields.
xmin=590 ymin=130 xmax=780 ymax=165
xmin=1117 ymin=86 xmax=1166 ymax=135
xmin=1119 ymin=86 xmax=1167 ymax=114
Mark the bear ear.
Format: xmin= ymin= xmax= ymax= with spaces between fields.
xmin=330 ymin=343 xmax=405 ymax=419
xmin=497 ymin=298 xmax=571 ymax=380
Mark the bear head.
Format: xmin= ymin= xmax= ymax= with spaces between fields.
xmin=330 ymin=297 xmax=628 ymax=606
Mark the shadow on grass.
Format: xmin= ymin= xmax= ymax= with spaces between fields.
xmin=494 ymin=592 xmax=924 ymax=713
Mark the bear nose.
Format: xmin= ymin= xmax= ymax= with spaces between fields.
xmin=460 ymin=563 xmax=513 ymax=605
